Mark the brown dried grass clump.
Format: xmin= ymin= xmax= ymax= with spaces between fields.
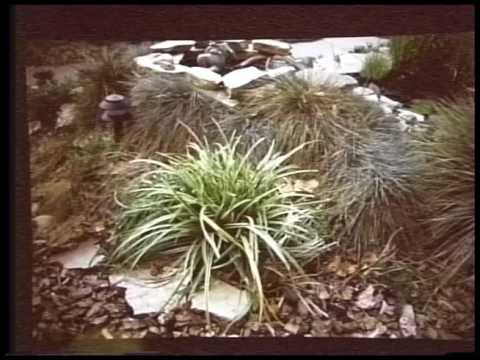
xmin=238 ymin=75 xmax=384 ymax=167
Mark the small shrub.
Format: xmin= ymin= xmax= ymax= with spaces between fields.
xmin=360 ymin=53 xmax=392 ymax=82
xmin=72 ymin=46 xmax=135 ymax=131
xmin=238 ymin=75 xmax=384 ymax=168
xmin=414 ymin=98 xmax=474 ymax=286
xmin=105 ymin=128 xmax=332 ymax=321
xmin=124 ymin=73 xmax=237 ymax=155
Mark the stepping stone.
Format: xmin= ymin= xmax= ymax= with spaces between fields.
xmin=109 ymin=269 xmax=185 ymax=315
xmin=190 ymin=280 xmax=251 ymax=321
xmin=109 ymin=269 xmax=251 ymax=321
xmin=50 ymin=239 xmax=105 ymax=269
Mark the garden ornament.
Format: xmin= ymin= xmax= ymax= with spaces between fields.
xmin=99 ymin=94 xmax=132 ymax=143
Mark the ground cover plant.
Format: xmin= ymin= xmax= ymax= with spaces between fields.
xmin=105 ymin=125 xmax=333 ymax=321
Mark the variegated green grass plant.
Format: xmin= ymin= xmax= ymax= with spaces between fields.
xmin=105 ymin=122 xmax=333 ymax=322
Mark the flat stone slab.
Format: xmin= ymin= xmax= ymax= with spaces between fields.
xmin=109 ymin=269 xmax=184 ymax=315
xmin=396 ymin=109 xmax=425 ymax=123
xmin=290 ymin=39 xmax=334 ymax=60
xmin=109 ymin=269 xmax=251 ymax=320
xmin=50 ymin=239 xmax=105 ymax=269
xmin=316 ymin=53 xmax=367 ymax=74
xmin=296 ymin=68 xmax=358 ymax=88
xmin=150 ymin=40 xmax=196 ymax=53
xmin=222 ymin=66 xmax=267 ymax=90
xmin=322 ymin=37 xmax=389 ymax=54
xmin=134 ymin=54 xmax=190 ymax=79
xmin=352 ymin=87 xmax=402 ymax=109
xmin=266 ymin=65 xmax=297 ymax=78
xmin=191 ymin=280 xmax=251 ymax=321
xmin=252 ymin=39 xmax=291 ymax=56
xmin=187 ymin=67 xmax=223 ymax=90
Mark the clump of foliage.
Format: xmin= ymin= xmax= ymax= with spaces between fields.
xmin=124 ymin=73 xmax=237 ymax=155
xmin=360 ymin=53 xmax=392 ymax=82
xmin=72 ymin=46 xmax=135 ymax=131
xmin=383 ymin=32 xmax=474 ymax=99
xmin=105 ymin=127 xmax=332 ymax=321
xmin=27 ymin=77 xmax=75 ymax=131
xmin=413 ymin=98 xmax=474 ymax=287
xmin=319 ymin=118 xmax=424 ymax=260
xmin=25 ymin=40 xmax=101 ymax=67
xmin=238 ymin=75 xmax=384 ymax=167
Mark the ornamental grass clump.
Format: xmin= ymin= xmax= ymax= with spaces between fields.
xmin=320 ymin=118 xmax=423 ymax=260
xmin=413 ymin=98 xmax=474 ymax=287
xmin=106 ymin=127 xmax=332 ymax=321
xmin=238 ymin=74 xmax=384 ymax=167
xmin=123 ymin=73 xmax=237 ymax=155
xmin=72 ymin=46 xmax=134 ymax=131
xmin=360 ymin=53 xmax=392 ymax=82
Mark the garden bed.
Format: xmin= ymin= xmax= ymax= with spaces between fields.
xmin=28 ymin=36 xmax=474 ymax=345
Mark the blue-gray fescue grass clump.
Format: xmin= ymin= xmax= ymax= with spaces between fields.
xmin=123 ymin=73 xmax=238 ymax=155
xmin=319 ymin=117 xmax=424 ymax=260
xmin=105 ymin=125 xmax=333 ymax=321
